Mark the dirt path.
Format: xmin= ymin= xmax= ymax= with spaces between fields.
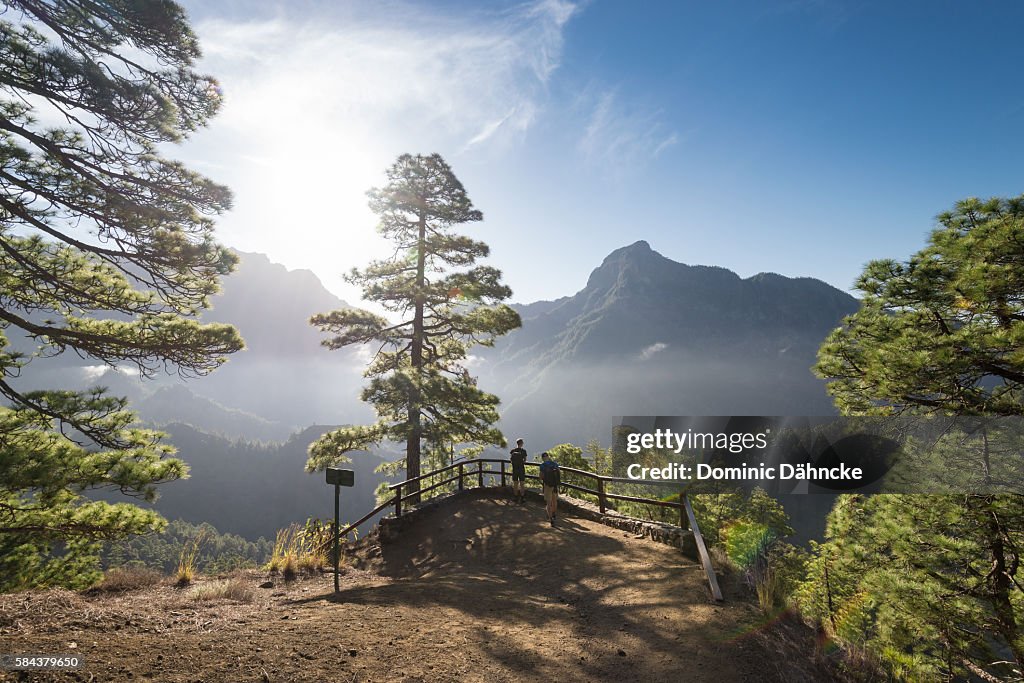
xmin=1 ymin=491 xmax=830 ymax=682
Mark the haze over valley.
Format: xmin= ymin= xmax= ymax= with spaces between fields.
xmin=10 ymin=243 xmax=858 ymax=540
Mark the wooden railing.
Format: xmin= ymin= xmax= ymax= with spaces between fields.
xmin=340 ymin=457 xmax=723 ymax=602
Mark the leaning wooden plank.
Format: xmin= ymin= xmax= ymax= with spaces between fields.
xmin=683 ymin=495 xmax=724 ymax=602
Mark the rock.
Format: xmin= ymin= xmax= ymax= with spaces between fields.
xmin=348 ymin=649 xmax=358 ymax=657
xmin=259 ymin=581 xmax=274 ymax=589
xmin=617 ymin=649 xmax=627 ymax=657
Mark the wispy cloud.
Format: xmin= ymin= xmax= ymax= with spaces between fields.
xmin=81 ymin=365 xmax=109 ymax=381
xmin=520 ymin=0 xmax=578 ymax=83
xmin=462 ymin=108 xmax=517 ymax=151
xmin=81 ymin=364 xmax=139 ymax=380
xmin=195 ymin=1 xmax=576 ymax=155
xmin=637 ymin=342 xmax=668 ymax=361
xmin=179 ymin=1 xmax=580 ymax=303
xmin=652 ymin=133 xmax=680 ymax=158
xmin=579 ymin=89 xmax=679 ymax=168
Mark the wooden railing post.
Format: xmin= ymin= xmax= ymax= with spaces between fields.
xmin=501 ymin=460 xmax=506 ymax=488
xmin=684 ymin=494 xmax=723 ymax=602
xmin=477 ymin=460 xmax=483 ymax=488
xmin=458 ymin=463 xmax=464 ymax=491
xmin=395 ymin=484 xmax=403 ymax=518
xmin=679 ymin=489 xmax=687 ymax=530
xmin=598 ymin=478 xmax=606 ymax=514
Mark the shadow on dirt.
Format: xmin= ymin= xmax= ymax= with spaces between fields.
xmin=288 ymin=489 xmax=764 ymax=681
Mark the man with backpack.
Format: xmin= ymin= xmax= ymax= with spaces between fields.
xmin=539 ymin=451 xmax=560 ymax=526
xmin=509 ymin=438 xmax=528 ymax=504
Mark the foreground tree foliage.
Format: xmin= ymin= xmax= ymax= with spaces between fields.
xmin=0 ymin=0 xmax=242 ymax=590
xmin=809 ymin=196 xmax=1024 ymax=680
xmin=816 ymin=195 xmax=1024 ymax=417
xmin=308 ymin=154 xmax=520 ymax=501
xmin=799 ymin=494 xmax=1024 ymax=681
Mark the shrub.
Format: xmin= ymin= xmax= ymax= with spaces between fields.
xmin=715 ymin=494 xmax=805 ymax=614
xmin=189 ymin=578 xmax=254 ymax=603
xmin=94 ymin=566 xmax=164 ymax=592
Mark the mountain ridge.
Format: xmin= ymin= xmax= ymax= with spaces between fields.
xmin=473 ymin=240 xmax=859 ymax=446
xmin=486 ymin=239 xmax=856 ymax=371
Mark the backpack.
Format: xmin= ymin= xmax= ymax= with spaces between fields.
xmin=542 ymin=462 xmax=560 ymax=487
xmin=510 ymin=448 xmax=527 ymax=468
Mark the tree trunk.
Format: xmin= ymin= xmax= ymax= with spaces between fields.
xmin=980 ymin=495 xmax=1024 ymax=671
xmin=406 ymin=210 xmax=427 ymax=503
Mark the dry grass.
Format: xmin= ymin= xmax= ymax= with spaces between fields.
xmin=268 ymin=518 xmax=335 ymax=581
xmin=93 ymin=567 xmax=164 ymax=593
xmin=189 ymin=578 xmax=254 ymax=603
xmin=297 ymin=554 xmax=321 ymax=573
xmin=176 ymin=529 xmax=207 ymax=586
xmin=281 ymin=553 xmax=297 ymax=582
xmin=754 ymin=565 xmax=781 ymax=612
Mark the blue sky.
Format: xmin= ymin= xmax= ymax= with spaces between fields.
xmin=173 ymin=0 xmax=1024 ymax=307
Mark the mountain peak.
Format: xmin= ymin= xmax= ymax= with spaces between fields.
xmin=595 ymin=240 xmax=660 ymax=271
xmin=603 ymin=240 xmax=654 ymax=261
xmin=587 ymin=239 xmax=677 ymax=292
xmin=206 ymin=250 xmax=349 ymax=358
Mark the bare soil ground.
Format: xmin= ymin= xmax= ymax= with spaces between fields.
xmin=1 ymin=490 xmax=841 ymax=682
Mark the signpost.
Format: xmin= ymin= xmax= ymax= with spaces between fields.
xmin=325 ymin=467 xmax=355 ymax=592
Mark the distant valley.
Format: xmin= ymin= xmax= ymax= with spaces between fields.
xmin=22 ymin=243 xmax=858 ymax=540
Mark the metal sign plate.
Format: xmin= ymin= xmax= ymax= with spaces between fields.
xmin=326 ymin=468 xmax=355 ymax=487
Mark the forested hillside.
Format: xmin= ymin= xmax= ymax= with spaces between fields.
xmin=91 ymin=424 xmax=392 ymax=541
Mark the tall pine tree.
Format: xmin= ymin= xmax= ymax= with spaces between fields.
xmin=0 ymin=0 xmax=243 ymax=589
xmin=810 ymin=195 xmax=1024 ymax=679
xmin=308 ymin=154 xmax=520 ymax=501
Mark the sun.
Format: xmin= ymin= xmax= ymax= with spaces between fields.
xmin=210 ymin=126 xmax=394 ymax=307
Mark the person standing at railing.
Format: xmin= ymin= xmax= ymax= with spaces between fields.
xmin=509 ymin=438 xmax=528 ymax=504
xmin=539 ymin=451 xmax=561 ymax=526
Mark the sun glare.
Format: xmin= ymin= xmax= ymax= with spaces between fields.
xmin=206 ymin=106 xmax=392 ymax=306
